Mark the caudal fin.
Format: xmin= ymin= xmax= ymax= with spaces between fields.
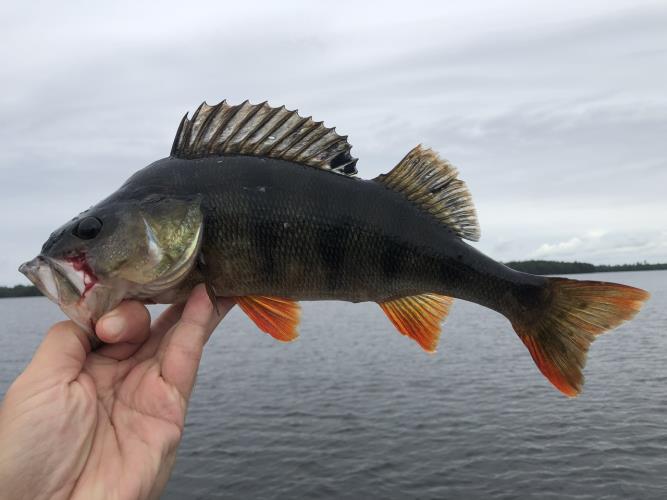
xmin=512 ymin=278 xmax=649 ymax=397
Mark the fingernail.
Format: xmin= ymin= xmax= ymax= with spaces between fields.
xmin=101 ymin=315 xmax=125 ymax=340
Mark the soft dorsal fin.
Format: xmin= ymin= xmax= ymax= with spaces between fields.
xmin=379 ymin=293 xmax=454 ymax=353
xmin=374 ymin=145 xmax=480 ymax=241
xmin=171 ymin=100 xmax=358 ymax=176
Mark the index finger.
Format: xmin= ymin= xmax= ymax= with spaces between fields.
xmin=131 ymin=302 xmax=187 ymax=363
xmin=159 ymin=285 xmax=234 ymax=400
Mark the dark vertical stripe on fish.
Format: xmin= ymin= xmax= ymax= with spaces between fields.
xmin=256 ymin=220 xmax=282 ymax=277
xmin=381 ymin=242 xmax=403 ymax=278
xmin=316 ymin=219 xmax=351 ymax=291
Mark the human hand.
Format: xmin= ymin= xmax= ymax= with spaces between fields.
xmin=0 ymin=284 xmax=233 ymax=500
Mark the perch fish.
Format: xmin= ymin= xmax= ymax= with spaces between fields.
xmin=20 ymin=100 xmax=650 ymax=396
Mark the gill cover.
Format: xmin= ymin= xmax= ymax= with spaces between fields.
xmin=114 ymin=196 xmax=204 ymax=292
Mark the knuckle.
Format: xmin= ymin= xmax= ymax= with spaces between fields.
xmin=48 ymin=320 xmax=80 ymax=336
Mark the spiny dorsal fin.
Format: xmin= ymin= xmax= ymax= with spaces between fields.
xmin=171 ymin=100 xmax=358 ymax=176
xmin=379 ymin=293 xmax=454 ymax=353
xmin=375 ymin=145 xmax=480 ymax=241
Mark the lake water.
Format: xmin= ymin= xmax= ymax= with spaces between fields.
xmin=1 ymin=270 xmax=666 ymax=499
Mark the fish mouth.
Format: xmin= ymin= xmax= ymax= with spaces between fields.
xmin=19 ymin=255 xmax=106 ymax=335
xmin=19 ymin=255 xmax=98 ymax=304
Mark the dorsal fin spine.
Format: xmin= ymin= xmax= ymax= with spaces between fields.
xmin=266 ymin=115 xmax=310 ymax=154
xmin=300 ymin=137 xmax=336 ymax=162
xmin=205 ymin=101 xmax=243 ymax=155
xmin=181 ymin=117 xmax=196 ymax=156
xmin=255 ymin=107 xmax=292 ymax=155
xmin=171 ymin=100 xmax=357 ymax=175
xmin=192 ymin=101 xmax=224 ymax=153
xmin=186 ymin=102 xmax=209 ymax=156
xmin=220 ymin=101 xmax=261 ymax=151
xmin=285 ymin=118 xmax=319 ymax=153
xmin=288 ymin=123 xmax=326 ymax=159
xmin=302 ymin=135 xmax=344 ymax=163
xmin=234 ymin=101 xmax=271 ymax=151
xmin=240 ymin=105 xmax=282 ymax=151
xmin=262 ymin=112 xmax=310 ymax=156
xmin=170 ymin=113 xmax=188 ymax=157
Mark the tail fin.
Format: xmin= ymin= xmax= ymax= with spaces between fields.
xmin=512 ymin=278 xmax=649 ymax=397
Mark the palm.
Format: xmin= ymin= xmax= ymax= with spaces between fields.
xmin=69 ymin=357 xmax=182 ymax=498
xmin=0 ymin=286 xmax=231 ymax=500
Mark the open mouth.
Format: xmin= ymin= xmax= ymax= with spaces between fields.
xmin=19 ymin=255 xmax=98 ymax=303
xmin=19 ymin=254 xmax=118 ymax=337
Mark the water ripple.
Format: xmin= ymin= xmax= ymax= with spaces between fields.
xmin=1 ymin=271 xmax=665 ymax=499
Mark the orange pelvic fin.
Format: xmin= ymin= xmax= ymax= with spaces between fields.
xmin=236 ymin=296 xmax=301 ymax=342
xmin=379 ymin=293 xmax=454 ymax=353
xmin=513 ymin=278 xmax=650 ymax=397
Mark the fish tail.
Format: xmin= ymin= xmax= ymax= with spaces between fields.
xmin=510 ymin=277 xmax=649 ymax=397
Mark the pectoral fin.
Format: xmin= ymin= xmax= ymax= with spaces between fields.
xmin=197 ymin=255 xmax=221 ymax=316
xmin=236 ymin=296 xmax=301 ymax=342
xmin=204 ymin=280 xmax=221 ymax=315
xmin=379 ymin=293 xmax=454 ymax=353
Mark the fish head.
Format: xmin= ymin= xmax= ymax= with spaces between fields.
xmin=19 ymin=195 xmax=204 ymax=334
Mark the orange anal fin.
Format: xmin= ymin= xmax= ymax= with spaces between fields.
xmin=236 ymin=296 xmax=300 ymax=342
xmin=379 ymin=293 xmax=454 ymax=353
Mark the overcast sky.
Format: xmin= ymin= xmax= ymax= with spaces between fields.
xmin=1 ymin=0 xmax=666 ymax=285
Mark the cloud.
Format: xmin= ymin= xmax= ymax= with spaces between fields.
xmin=534 ymin=237 xmax=585 ymax=257
xmin=533 ymin=230 xmax=606 ymax=259
xmin=531 ymin=230 xmax=667 ymax=263
xmin=1 ymin=0 xmax=666 ymax=284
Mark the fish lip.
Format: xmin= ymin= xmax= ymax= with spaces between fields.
xmin=18 ymin=258 xmax=39 ymax=278
xmin=19 ymin=256 xmax=60 ymax=302
xmin=19 ymin=255 xmax=95 ymax=302
xmin=19 ymin=255 xmax=46 ymax=275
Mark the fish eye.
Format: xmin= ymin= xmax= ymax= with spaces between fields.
xmin=74 ymin=216 xmax=103 ymax=240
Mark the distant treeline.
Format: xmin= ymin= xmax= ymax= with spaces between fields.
xmin=0 ymin=285 xmax=43 ymax=298
xmin=505 ymin=260 xmax=667 ymax=275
